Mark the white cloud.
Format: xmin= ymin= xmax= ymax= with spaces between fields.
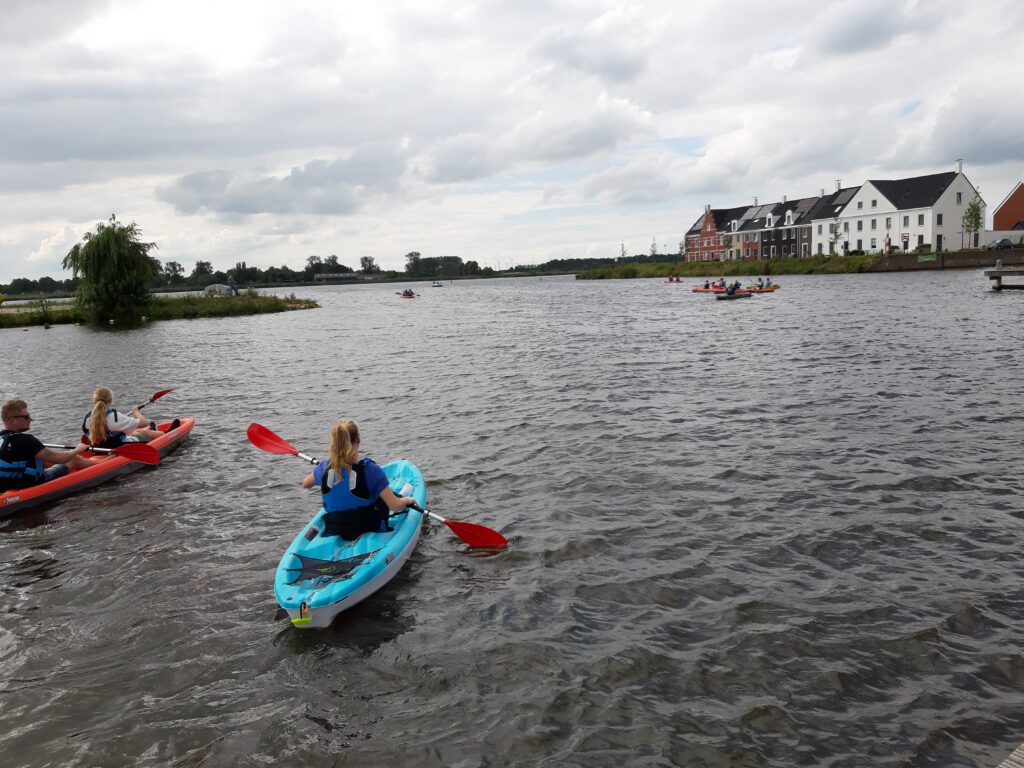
xmin=0 ymin=0 xmax=1022 ymax=283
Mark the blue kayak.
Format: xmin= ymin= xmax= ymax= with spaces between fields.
xmin=274 ymin=459 xmax=427 ymax=629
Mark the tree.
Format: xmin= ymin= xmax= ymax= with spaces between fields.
xmin=62 ymin=214 xmax=160 ymax=321
xmin=404 ymin=252 xmax=421 ymax=273
xmin=962 ymin=197 xmax=983 ymax=249
xmin=650 ymin=237 xmax=658 ymax=258
xmin=191 ymin=260 xmax=213 ymax=280
xmin=163 ymin=261 xmax=185 ymax=284
xmin=360 ymin=256 xmax=380 ymax=273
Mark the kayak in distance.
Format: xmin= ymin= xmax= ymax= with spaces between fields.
xmin=663 ymin=278 xmax=684 ymax=284
xmin=274 ymin=459 xmax=427 ymax=629
xmin=715 ymin=292 xmax=753 ymax=300
xmin=396 ymin=291 xmax=418 ymax=298
xmin=0 ymin=417 xmax=195 ymax=516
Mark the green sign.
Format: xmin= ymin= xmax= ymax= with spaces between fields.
xmin=917 ymin=253 xmax=937 ymax=263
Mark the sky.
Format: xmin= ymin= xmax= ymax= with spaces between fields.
xmin=2 ymin=0 xmax=1023 ymax=283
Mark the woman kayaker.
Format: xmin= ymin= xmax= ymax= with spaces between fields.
xmin=301 ymin=419 xmax=417 ymax=540
xmin=82 ymin=387 xmax=163 ymax=448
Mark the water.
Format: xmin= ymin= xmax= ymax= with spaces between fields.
xmin=1 ymin=272 xmax=1022 ymax=767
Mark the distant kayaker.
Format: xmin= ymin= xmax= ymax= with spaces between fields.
xmin=0 ymin=399 xmax=96 ymax=491
xmin=81 ymin=387 xmax=163 ymax=448
xmin=704 ymin=280 xmax=711 ymax=289
xmin=301 ymin=419 xmax=418 ymax=540
xmin=765 ymin=277 xmax=773 ymax=287
xmin=756 ymin=277 xmax=764 ymax=288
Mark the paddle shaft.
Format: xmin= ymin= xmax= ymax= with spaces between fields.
xmin=44 ymin=442 xmax=116 ymax=454
xmin=137 ymin=388 xmax=174 ymax=410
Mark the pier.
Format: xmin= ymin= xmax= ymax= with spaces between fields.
xmin=998 ymin=744 xmax=1024 ymax=767
xmin=984 ymin=260 xmax=1024 ymax=290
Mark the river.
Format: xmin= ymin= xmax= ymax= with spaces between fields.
xmin=1 ymin=271 xmax=1022 ymax=767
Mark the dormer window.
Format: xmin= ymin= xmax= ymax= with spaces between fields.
xmin=766 ymin=214 xmax=773 ymax=227
xmin=731 ymin=220 xmax=738 ymax=232
xmin=785 ymin=211 xmax=793 ymax=225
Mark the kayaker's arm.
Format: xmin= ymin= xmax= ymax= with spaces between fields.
xmin=36 ymin=443 xmax=94 ymax=471
xmin=380 ymin=486 xmax=416 ymax=513
xmin=301 ymin=473 xmax=316 ymax=489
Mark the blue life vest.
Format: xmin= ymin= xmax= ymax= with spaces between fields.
xmin=319 ymin=458 xmax=389 ymax=540
xmin=81 ymin=408 xmax=128 ymax=448
xmin=0 ymin=430 xmax=45 ymax=487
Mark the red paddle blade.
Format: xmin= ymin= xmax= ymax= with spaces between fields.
xmin=445 ymin=519 xmax=508 ymax=549
xmin=246 ymin=423 xmax=299 ymax=456
xmin=111 ymin=443 xmax=161 ymax=464
xmin=149 ymin=388 xmax=174 ymax=403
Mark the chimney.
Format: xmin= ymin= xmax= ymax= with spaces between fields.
xmin=956 ymin=158 xmax=963 ymax=174
xmin=753 ymin=196 xmax=758 ymax=206
xmin=782 ymin=195 xmax=787 ymax=204
xmin=835 ymin=179 xmax=841 ymax=192
xmin=820 ymin=188 xmax=825 ymax=198
xmin=704 ymin=204 xmax=711 ymax=213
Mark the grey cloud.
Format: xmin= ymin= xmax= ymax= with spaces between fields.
xmin=0 ymin=0 xmax=112 ymax=44
xmin=158 ymin=145 xmax=409 ymax=216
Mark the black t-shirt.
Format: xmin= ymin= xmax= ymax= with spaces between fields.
xmin=0 ymin=431 xmax=46 ymax=491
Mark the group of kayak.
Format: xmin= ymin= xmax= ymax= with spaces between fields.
xmin=2 ymin=388 xmax=507 ymax=631
xmin=0 ymin=388 xmax=193 ymax=515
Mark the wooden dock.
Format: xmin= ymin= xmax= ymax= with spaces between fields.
xmin=984 ymin=260 xmax=1024 ymax=290
xmin=998 ymin=744 xmax=1024 ymax=767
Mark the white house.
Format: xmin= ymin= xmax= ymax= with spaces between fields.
xmin=823 ymin=162 xmax=984 ymax=254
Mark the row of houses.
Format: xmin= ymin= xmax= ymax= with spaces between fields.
xmin=683 ymin=160 xmax=999 ymax=262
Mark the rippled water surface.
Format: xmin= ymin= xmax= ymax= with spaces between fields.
xmin=2 ymin=272 xmax=1023 ymax=767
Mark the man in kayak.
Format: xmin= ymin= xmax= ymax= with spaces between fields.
xmin=0 ymin=399 xmax=96 ymax=491
xmin=301 ymin=419 xmax=417 ymax=540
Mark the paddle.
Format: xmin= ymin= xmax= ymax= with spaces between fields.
xmin=408 ymin=502 xmax=508 ymax=549
xmin=138 ymin=389 xmax=174 ymax=410
xmin=246 ymin=423 xmax=318 ymax=464
xmin=246 ymin=422 xmax=508 ymax=549
xmin=43 ymin=442 xmax=161 ymax=465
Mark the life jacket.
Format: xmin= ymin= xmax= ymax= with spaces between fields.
xmin=319 ymin=458 xmax=388 ymax=540
xmin=81 ymin=408 xmax=128 ymax=449
xmin=0 ymin=430 xmax=45 ymax=486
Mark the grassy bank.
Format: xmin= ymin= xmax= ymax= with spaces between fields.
xmin=576 ymin=254 xmax=883 ymax=280
xmin=0 ymin=292 xmax=318 ymax=329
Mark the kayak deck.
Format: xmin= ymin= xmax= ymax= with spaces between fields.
xmin=0 ymin=417 xmax=195 ymax=516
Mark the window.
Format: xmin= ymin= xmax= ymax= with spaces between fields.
xmin=771 ymin=246 xmax=777 ymax=257
xmin=917 ymin=214 xmax=924 ymax=225
xmin=903 ymin=215 xmax=910 ymax=227
xmin=937 ymin=214 xmax=943 ymax=225
xmin=871 ymin=199 xmax=877 ymax=208
xmin=857 ymin=201 xmax=863 ymax=210
xmin=871 ymin=238 xmax=876 ymax=248
xmin=886 ymin=217 xmax=892 ymax=229
xmin=857 ymin=239 xmax=862 ymax=250
xmin=818 ymin=224 xmax=823 ymax=235
xmin=843 ymin=222 xmax=849 ymax=232
xmin=818 ymin=243 xmax=824 ymax=255
xmin=766 ymin=215 xmax=773 ymax=227
xmin=871 ymin=219 xmax=877 ymax=230
xmin=783 ymin=245 xmax=789 ymax=256
xmin=956 ymin=192 xmax=962 ymax=204
xmin=857 ymin=221 xmax=863 ymax=231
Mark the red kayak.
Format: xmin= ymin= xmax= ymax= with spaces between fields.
xmin=0 ymin=417 xmax=195 ymax=516
xmin=663 ymin=279 xmax=685 ymax=284
xmin=395 ymin=292 xmax=417 ymax=299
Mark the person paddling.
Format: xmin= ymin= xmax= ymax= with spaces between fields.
xmin=301 ymin=419 xmax=417 ymax=540
xmin=1 ymin=399 xmax=96 ymax=491
xmin=81 ymin=387 xmax=163 ymax=448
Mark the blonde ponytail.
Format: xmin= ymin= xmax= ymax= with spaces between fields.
xmin=89 ymin=387 xmax=113 ymax=444
xmin=327 ymin=419 xmax=360 ymax=475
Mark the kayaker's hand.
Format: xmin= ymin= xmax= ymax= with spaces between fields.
xmin=73 ymin=442 xmax=88 ymax=455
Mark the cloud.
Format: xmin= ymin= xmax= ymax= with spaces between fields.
xmin=158 ymin=144 xmax=410 ymax=215
xmin=536 ymin=8 xmax=648 ymax=83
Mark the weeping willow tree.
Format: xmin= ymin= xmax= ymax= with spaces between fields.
xmin=63 ymin=215 xmax=160 ymax=322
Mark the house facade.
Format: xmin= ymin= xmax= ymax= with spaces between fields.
xmin=993 ymin=181 xmax=1024 ymax=231
xmin=686 ymin=162 xmax=987 ymax=262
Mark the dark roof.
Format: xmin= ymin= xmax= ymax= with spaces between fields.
xmin=868 ymin=171 xmax=957 ymax=210
xmin=807 ymin=187 xmax=860 ymax=221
